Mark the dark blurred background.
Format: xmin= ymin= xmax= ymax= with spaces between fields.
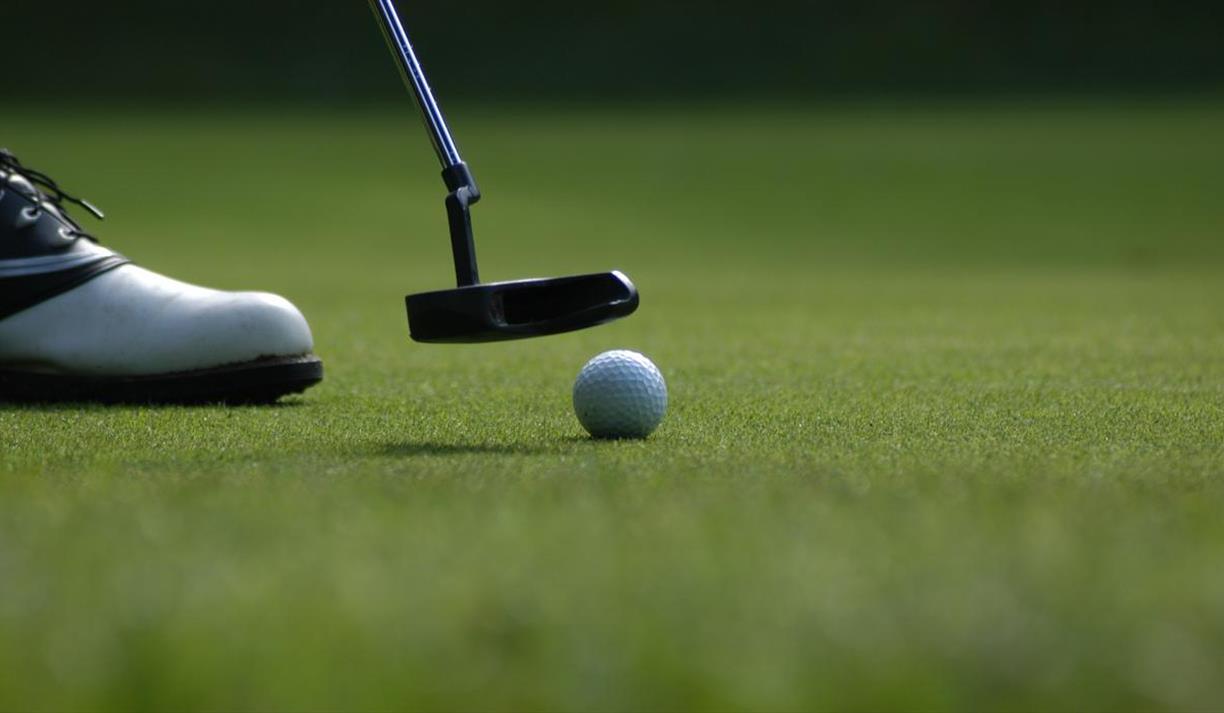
xmin=5 ymin=0 xmax=1222 ymax=104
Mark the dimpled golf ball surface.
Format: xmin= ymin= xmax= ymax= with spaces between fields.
xmin=573 ymin=350 xmax=667 ymax=439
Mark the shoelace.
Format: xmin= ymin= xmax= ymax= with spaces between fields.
xmin=0 ymin=148 xmax=104 ymax=241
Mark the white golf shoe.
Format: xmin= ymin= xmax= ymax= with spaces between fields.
xmin=0 ymin=149 xmax=322 ymax=403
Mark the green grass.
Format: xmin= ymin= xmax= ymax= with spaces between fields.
xmin=2 ymin=100 xmax=1224 ymax=711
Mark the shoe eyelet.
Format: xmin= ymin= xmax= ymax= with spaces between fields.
xmin=12 ymin=205 xmax=40 ymax=230
xmin=58 ymin=226 xmax=77 ymax=242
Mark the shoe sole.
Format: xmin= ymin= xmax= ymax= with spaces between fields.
xmin=0 ymin=355 xmax=323 ymax=405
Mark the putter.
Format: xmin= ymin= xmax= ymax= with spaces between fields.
xmin=368 ymin=0 xmax=639 ymax=343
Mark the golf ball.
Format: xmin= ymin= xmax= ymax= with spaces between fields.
xmin=573 ymin=350 xmax=667 ymax=439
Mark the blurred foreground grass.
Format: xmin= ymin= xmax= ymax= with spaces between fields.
xmin=2 ymin=100 xmax=1223 ymax=710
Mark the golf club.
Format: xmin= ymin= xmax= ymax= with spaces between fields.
xmin=367 ymin=0 xmax=640 ymax=343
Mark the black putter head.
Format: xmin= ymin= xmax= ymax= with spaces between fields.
xmin=407 ymin=270 xmax=639 ymax=343
xmin=368 ymin=1 xmax=639 ymax=345
xmin=400 ymin=163 xmax=639 ymax=344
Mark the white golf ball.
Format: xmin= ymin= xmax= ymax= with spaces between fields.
xmin=572 ymin=350 xmax=667 ymax=439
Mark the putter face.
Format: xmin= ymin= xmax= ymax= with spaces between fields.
xmin=406 ymin=270 xmax=639 ymax=343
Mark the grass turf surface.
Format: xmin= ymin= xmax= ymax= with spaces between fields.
xmin=2 ymin=101 xmax=1224 ymax=710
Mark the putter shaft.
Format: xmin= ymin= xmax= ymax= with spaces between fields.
xmin=369 ymin=0 xmax=481 ymax=286
xmin=368 ymin=0 xmax=464 ymax=169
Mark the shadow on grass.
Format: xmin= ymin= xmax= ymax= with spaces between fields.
xmin=377 ymin=437 xmax=594 ymax=458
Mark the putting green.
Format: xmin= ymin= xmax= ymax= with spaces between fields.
xmin=2 ymin=101 xmax=1223 ymax=710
